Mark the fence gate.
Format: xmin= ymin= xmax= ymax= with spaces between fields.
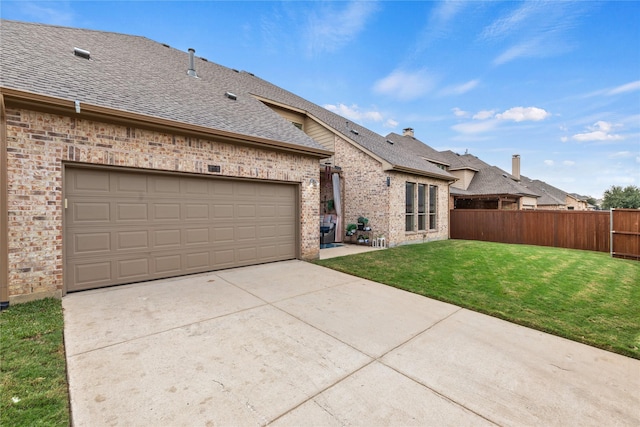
xmin=611 ymin=209 xmax=640 ymax=260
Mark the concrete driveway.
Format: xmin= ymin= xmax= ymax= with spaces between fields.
xmin=63 ymin=260 xmax=639 ymax=426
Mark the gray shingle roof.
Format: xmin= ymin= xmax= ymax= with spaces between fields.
xmin=434 ymin=151 xmax=539 ymax=197
xmin=520 ymin=176 xmax=567 ymax=206
xmin=0 ymin=20 xmax=325 ymax=152
xmin=233 ymin=72 xmax=455 ymax=180
xmin=0 ymin=20 xmax=454 ymax=180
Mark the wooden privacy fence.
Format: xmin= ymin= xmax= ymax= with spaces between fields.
xmin=611 ymin=209 xmax=640 ymax=260
xmin=450 ymin=209 xmax=640 ymax=260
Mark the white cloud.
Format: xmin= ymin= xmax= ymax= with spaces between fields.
xmin=573 ymin=131 xmax=624 ymax=142
xmin=19 ymin=1 xmax=74 ymax=26
xmin=610 ymin=151 xmax=632 ymax=159
xmin=384 ymin=119 xmax=399 ymax=128
xmin=303 ymin=1 xmax=378 ymax=56
xmin=323 ymin=103 xmax=383 ymax=122
xmin=481 ymin=2 xmax=541 ymax=40
xmin=452 ymin=107 xmax=469 ymax=118
xmin=493 ymin=38 xmax=543 ymax=65
xmin=496 ymin=107 xmax=551 ymax=122
xmin=563 ymin=160 xmax=575 ymax=166
xmin=544 ymin=160 xmax=555 ymax=166
xmin=473 ymin=110 xmax=496 ymax=120
xmin=607 ymin=80 xmax=640 ymax=96
xmin=440 ymin=79 xmax=479 ymax=96
xmin=373 ymin=69 xmax=436 ymax=101
xmin=482 ymin=2 xmax=587 ymax=65
xmin=572 ymin=121 xmax=624 ymax=142
xmin=451 ymin=120 xmax=498 ymax=134
xmin=560 ymin=136 xmax=569 ymax=143
xmin=414 ymin=0 xmax=468 ymax=51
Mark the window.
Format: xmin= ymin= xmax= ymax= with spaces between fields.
xmin=429 ymin=185 xmax=438 ymax=229
xmin=407 ymin=182 xmax=437 ymax=232
xmin=418 ymin=184 xmax=426 ymax=231
xmin=405 ymin=182 xmax=415 ymax=232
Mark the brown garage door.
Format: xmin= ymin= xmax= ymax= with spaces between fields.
xmin=65 ymin=167 xmax=298 ymax=292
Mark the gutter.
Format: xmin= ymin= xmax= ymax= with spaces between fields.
xmin=0 ymin=87 xmax=334 ymax=159
xmin=1 ymin=93 xmax=8 ymax=310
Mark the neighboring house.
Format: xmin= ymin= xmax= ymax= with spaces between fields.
xmin=386 ymin=131 xmax=540 ymax=210
xmin=0 ymin=20 xmax=455 ymax=305
xmin=520 ymin=178 xmax=589 ymax=210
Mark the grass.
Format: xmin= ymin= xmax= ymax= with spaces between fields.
xmin=316 ymin=240 xmax=640 ymax=359
xmin=1 ymin=298 xmax=69 ymax=426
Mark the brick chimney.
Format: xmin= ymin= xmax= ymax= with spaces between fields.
xmin=402 ymin=127 xmax=414 ymax=137
xmin=512 ymin=154 xmax=521 ymax=181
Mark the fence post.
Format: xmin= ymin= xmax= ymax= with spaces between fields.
xmin=610 ymin=208 xmax=614 ymax=258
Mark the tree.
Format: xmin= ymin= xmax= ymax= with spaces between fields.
xmin=601 ymin=185 xmax=640 ymax=209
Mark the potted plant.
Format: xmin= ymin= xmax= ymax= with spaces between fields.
xmin=357 ymin=234 xmax=365 ymax=244
xmin=357 ymin=216 xmax=369 ymax=230
xmin=346 ymin=223 xmax=357 ymax=237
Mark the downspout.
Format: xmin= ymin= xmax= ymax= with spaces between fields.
xmin=1 ymin=93 xmax=9 ymax=310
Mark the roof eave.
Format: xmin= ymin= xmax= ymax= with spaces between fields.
xmin=387 ymin=164 xmax=457 ymax=182
xmin=1 ymin=87 xmax=334 ymax=158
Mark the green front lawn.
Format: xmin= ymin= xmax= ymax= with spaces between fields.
xmin=316 ymin=240 xmax=640 ymax=359
xmin=1 ymin=298 xmax=69 ymax=426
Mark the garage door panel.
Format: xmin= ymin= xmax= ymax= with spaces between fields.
xmin=185 ymin=204 xmax=209 ymax=219
xmin=213 ymin=227 xmax=234 ymax=242
xmin=237 ymin=225 xmax=257 ymax=240
xmin=237 ymin=247 xmax=257 ymax=262
xmin=118 ymin=258 xmax=149 ymax=279
xmin=186 ymin=252 xmax=210 ymax=269
xmin=154 ymin=204 xmax=181 ymax=220
xmin=278 ymin=224 xmax=295 ymax=237
xmin=73 ymin=261 xmax=112 ymax=286
xmin=154 ymin=229 xmax=181 ymax=247
xmin=66 ymin=168 xmax=298 ymax=292
xmin=155 ymin=255 xmax=182 ymax=274
xmin=73 ymin=232 xmax=111 ymax=254
xmin=185 ymin=228 xmax=209 ymax=245
xmin=117 ymin=203 xmax=148 ymax=221
xmin=237 ymin=185 xmax=256 ymax=196
xmin=259 ymin=225 xmax=277 ymax=238
xmin=213 ymin=249 xmax=235 ymax=265
xmin=213 ymin=204 xmax=234 ymax=218
xmin=153 ymin=176 xmax=181 ymax=194
xmin=185 ymin=179 xmax=209 ymax=195
xmin=73 ymin=202 xmax=111 ymax=223
xmin=69 ymin=169 xmax=110 ymax=193
xmin=237 ymin=204 xmax=256 ymax=218
xmin=117 ymin=230 xmax=149 ymax=250
xmin=115 ymin=173 xmax=148 ymax=193
xmin=278 ymin=204 xmax=296 ymax=217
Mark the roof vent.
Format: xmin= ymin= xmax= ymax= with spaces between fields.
xmin=187 ymin=48 xmax=198 ymax=77
xmin=225 ymin=92 xmax=237 ymax=100
xmin=350 ymin=129 xmax=359 ymax=135
xmin=386 ymin=139 xmax=394 ymax=145
xmin=73 ymin=47 xmax=90 ymax=60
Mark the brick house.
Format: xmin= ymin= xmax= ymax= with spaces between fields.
xmin=385 ymin=132 xmax=540 ymax=210
xmin=0 ymin=20 xmax=456 ymax=305
xmin=519 ymin=178 xmax=590 ymax=210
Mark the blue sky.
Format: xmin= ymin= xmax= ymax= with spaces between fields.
xmin=2 ymin=1 xmax=639 ymax=199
